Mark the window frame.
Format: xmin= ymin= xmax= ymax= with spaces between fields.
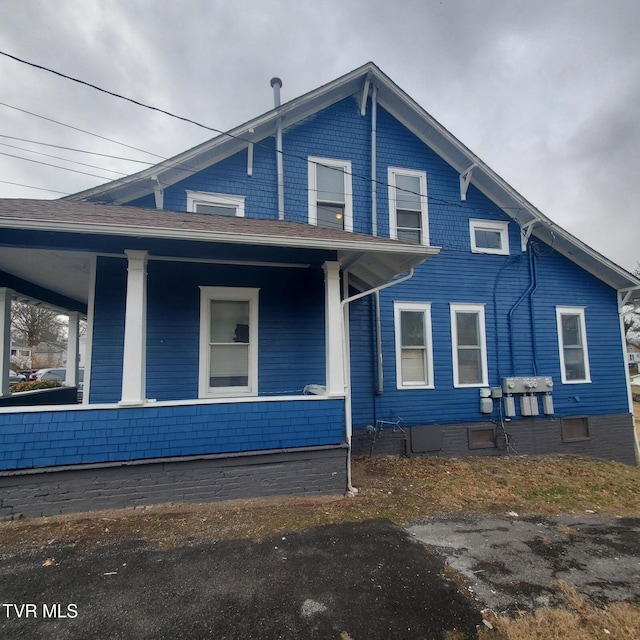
xmin=187 ymin=190 xmax=246 ymax=217
xmin=198 ymin=286 xmax=259 ymax=398
xmin=308 ymin=156 xmax=353 ymax=232
xmin=388 ymin=167 xmax=429 ymax=245
xmin=450 ymin=303 xmax=489 ymax=388
xmin=469 ymin=219 xmax=510 ymax=255
xmin=556 ymin=306 xmax=591 ymax=384
xmin=394 ymin=301 xmax=434 ymax=390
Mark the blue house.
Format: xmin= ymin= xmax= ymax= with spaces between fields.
xmin=1 ymin=63 xmax=638 ymax=517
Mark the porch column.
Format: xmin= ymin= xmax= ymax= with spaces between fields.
xmin=65 ymin=311 xmax=80 ymax=388
xmin=0 ymin=288 xmax=12 ymax=397
xmin=322 ymin=261 xmax=345 ymax=396
xmin=120 ymin=250 xmax=148 ymax=406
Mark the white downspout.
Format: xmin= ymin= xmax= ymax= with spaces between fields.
xmin=371 ymin=84 xmax=378 ymax=237
xmin=341 ymin=268 xmax=417 ymax=493
xmin=271 ymin=77 xmax=285 ymax=221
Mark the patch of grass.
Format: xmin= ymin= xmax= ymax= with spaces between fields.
xmin=1 ymin=455 xmax=639 ymax=554
xmin=489 ymin=580 xmax=640 ymax=639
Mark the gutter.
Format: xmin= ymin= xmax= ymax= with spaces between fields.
xmin=340 ymin=268 xmax=416 ymax=493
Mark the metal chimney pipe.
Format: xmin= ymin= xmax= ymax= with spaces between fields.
xmin=270 ymin=77 xmax=282 ymax=107
xmin=270 ymin=77 xmax=285 ymax=220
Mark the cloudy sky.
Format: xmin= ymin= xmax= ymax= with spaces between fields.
xmin=0 ymin=0 xmax=638 ymax=271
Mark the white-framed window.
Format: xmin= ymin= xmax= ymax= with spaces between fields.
xmin=394 ymin=302 xmax=434 ymax=389
xmin=450 ymin=303 xmax=488 ymax=387
xmin=199 ymin=286 xmax=259 ymax=397
xmin=308 ymin=157 xmax=353 ymax=231
xmin=556 ymin=306 xmax=591 ymax=383
xmin=388 ymin=168 xmax=429 ymax=245
xmin=469 ymin=219 xmax=509 ymax=255
xmin=187 ymin=190 xmax=245 ymax=217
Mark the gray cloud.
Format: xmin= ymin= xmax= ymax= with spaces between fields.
xmin=0 ymin=0 xmax=638 ymax=270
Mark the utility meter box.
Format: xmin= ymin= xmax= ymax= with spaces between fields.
xmin=502 ymin=376 xmax=553 ymax=394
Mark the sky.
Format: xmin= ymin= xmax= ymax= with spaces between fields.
xmin=0 ymin=0 xmax=638 ymax=272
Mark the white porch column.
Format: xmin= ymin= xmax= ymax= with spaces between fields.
xmin=66 ymin=311 xmax=80 ymax=388
xmin=0 ymin=288 xmax=13 ymax=397
xmin=323 ymin=261 xmax=345 ymax=396
xmin=120 ymin=250 xmax=148 ymax=406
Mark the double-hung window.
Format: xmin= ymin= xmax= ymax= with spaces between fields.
xmin=199 ymin=287 xmax=259 ymax=397
xmin=556 ymin=306 xmax=591 ymax=383
xmin=450 ymin=303 xmax=488 ymax=387
xmin=388 ymin=168 xmax=429 ymax=245
xmin=469 ymin=219 xmax=509 ymax=255
xmin=187 ymin=190 xmax=245 ymax=217
xmin=394 ymin=302 xmax=434 ymax=389
xmin=308 ymin=157 xmax=353 ymax=231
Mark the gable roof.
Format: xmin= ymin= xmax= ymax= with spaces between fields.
xmin=64 ymin=62 xmax=640 ymax=299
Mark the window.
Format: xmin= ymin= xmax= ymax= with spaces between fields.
xmin=388 ymin=168 xmax=429 ymax=245
xmin=450 ymin=303 xmax=488 ymax=387
xmin=308 ymin=157 xmax=353 ymax=231
xmin=199 ymin=287 xmax=259 ymax=397
xmin=556 ymin=307 xmax=591 ymax=383
xmin=187 ymin=190 xmax=245 ymax=217
xmin=561 ymin=417 xmax=590 ymax=441
xmin=469 ymin=219 xmax=509 ymax=255
xmin=394 ymin=302 xmax=434 ymax=389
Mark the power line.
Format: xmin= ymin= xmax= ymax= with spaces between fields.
xmin=0 ymin=151 xmax=116 ymax=181
xmin=0 ymin=134 xmax=154 ymax=164
xmin=0 ymin=50 xmax=529 ymax=222
xmin=0 ymin=141 xmax=127 ymax=175
xmin=0 ymin=180 xmax=69 ymax=195
xmin=0 ymin=102 xmax=166 ymax=159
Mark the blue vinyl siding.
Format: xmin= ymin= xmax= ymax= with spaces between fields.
xmin=91 ymin=257 xmax=326 ymax=403
xmin=89 ymin=93 xmax=629 ymax=448
xmin=350 ymin=242 xmax=628 ymax=428
xmin=0 ymin=398 xmax=344 ymax=471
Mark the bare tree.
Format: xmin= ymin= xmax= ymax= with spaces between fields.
xmin=623 ymin=263 xmax=640 ymax=342
xmin=10 ymin=302 xmax=66 ymax=348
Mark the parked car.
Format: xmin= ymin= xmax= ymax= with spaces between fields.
xmin=9 ymin=371 xmax=26 ymax=386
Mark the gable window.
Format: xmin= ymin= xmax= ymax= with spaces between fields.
xmin=187 ymin=190 xmax=245 ymax=217
xmin=308 ymin=157 xmax=353 ymax=231
xmin=556 ymin=306 xmax=591 ymax=383
xmin=388 ymin=168 xmax=429 ymax=245
xmin=450 ymin=303 xmax=488 ymax=387
xmin=469 ymin=219 xmax=509 ymax=255
xmin=199 ymin=287 xmax=259 ymax=397
xmin=394 ymin=302 xmax=434 ymax=389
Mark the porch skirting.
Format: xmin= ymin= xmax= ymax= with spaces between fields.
xmin=0 ymin=445 xmax=348 ymax=519
xmin=352 ymin=413 xmax=637 ymax=466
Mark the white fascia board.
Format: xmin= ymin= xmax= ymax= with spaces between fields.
xmin=0 ymin=216 xmax=441 ymax=258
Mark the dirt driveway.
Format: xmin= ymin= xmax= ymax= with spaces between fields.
xmin=1 ymin=515 xmax=639 ymax=639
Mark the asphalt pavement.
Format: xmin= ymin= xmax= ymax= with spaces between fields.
xmin=1 ymin=515 xmax=639 ymax=639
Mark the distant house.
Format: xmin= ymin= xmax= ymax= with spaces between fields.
xmin=1 ymin=63 xmax=639 ymax=517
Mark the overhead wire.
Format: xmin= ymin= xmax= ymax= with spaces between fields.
xmin=0 ymin=49 xmax=536 ymax=231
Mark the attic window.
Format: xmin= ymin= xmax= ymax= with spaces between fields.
xmin=388 ymin=168 xmax=429 ymax=245
xmin=308 ymin=157 xmax=353 ymax=231
xmin=186 ymin=190 xmax=245 ymax=217
xmin=469 ymin=219 xmax=509 ymax=255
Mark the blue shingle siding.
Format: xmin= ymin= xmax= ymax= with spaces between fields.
xmin=92 ymin=257 xmax=327 ymax=403
xmin=350 ymin=238 xmax=629 ymax=428
xmin=0 ymin=398 xmax=344 ymax=471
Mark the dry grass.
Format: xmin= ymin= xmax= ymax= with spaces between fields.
xmin=1 ymin=454 xmax=639 ymax=553
xmin=488 ymin=581 xmax=640 ymax=640
xmin=634 ymin=401 xmax=640 ymax=439
xmin=1 ymin=454 xmax=640 ymax=639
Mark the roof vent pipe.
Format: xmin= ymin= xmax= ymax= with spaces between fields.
xmin=270 ymin=77 xmax=282 ymax=107
xmin=271 ymin=77 xmax=285 ymax=220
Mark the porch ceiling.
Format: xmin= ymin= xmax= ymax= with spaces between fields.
xmin=0 ymin=199 xmax=440 ymax=297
